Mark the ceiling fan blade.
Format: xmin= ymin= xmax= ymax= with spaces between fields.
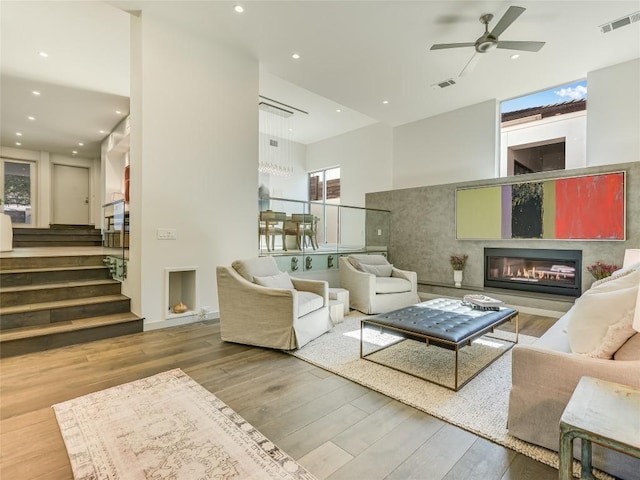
xmin=459 ymin=53 xmax=481 ymax=77
xmin=430 ymin=42 xmax=475 ymax=50
xmin=496 ymin=41 xmax=545 ymax=52
xmin=489 ymin=6 xmax=525 ymax=38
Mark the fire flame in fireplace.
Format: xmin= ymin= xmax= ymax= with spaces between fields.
xmin=502 ymin=263 xmax=574 ymax=283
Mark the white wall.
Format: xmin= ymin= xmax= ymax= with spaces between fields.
xmin=129 ymin=11 xmax=258 ymax=327
xmin=306 ymin=122 xmax=393 ymax=207
xmin=587 ymin=58 xmax=640 ymax=166
xmin=393 ymin=100 xmax=498 ymax=188
xmin=260 ymin=140 xmax=308 ymax=201
xmin=499 ymin=111 xmax=587 ymax=176
xmin=1 ymin=146 xmax=100 ymax=227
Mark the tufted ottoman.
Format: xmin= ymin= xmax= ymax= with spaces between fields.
xmin=360 ymin=298 xmax=518 ymax=391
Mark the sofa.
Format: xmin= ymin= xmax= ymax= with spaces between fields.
xmin=508 ymin=264 xmax=640 ymax=479
xmin=339 ymin=254 xmax=420 ymax=314
xmin=216 ymin=256 xmax=333 ymax=350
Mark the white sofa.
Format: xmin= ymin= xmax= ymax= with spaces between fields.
xmin=216 ymin=257 xmax=333 ymax=350
xmin=339 ymin=254 xmax=419 ymax=314
xmin=508 ymin=266 xmax=640 ymax=479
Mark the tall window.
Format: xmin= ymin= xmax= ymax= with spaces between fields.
xmin=2 ymin=158 xmax=35 ymax=225
xmin=500 ymin=80 xmax=587 ymax=176
xmin=309 ymin=167 xmax=340 ymax=202
xmin=308 ymin=167 xmax=340 ymax=246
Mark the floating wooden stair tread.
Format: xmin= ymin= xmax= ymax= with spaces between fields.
xmin=0 ymin=294 xmax=129 ymax=316
xmin=1 ymin=278 xmax=118 ymax=294
xmin=0 ymin=313 xmax=142 ymax=342
xmin=0 ymin=265 xmax=107 ymax=275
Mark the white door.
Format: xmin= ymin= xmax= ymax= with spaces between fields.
xmin=52 ymin=164 xmax=90 ymax=225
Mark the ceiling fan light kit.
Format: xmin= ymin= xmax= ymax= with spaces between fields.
xmin=430 ymin=6 xmax=545 ymax=77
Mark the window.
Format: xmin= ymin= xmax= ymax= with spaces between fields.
xmin=500 ymin=80 xmax=587 ymax=176
xmin=308 ymin=167 xmax=340 ymax=246
xmin=2 ymin=158 xmax=36 ymax=225
xmin=308 ymin=167 xmax=340 ymax=202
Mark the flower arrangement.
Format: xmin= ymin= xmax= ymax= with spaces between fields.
xmin=587 ymin=261 xmax=619 ymax=280
xmin=450 ymin=254 xmax=468 ymax=271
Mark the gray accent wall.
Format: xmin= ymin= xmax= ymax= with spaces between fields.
xmin=367 ymin=161 xmax=640 ymax=299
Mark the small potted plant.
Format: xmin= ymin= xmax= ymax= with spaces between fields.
xmin=450 ymin=254 xmax=468 ymax=288
xmin=587 ymin=261 xmax=619 ymax=280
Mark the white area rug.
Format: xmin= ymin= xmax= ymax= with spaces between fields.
xmin=53 ymin=369 xmax=317 ymax=480
xmin=292 ymin=313 xmax=612 ymax=479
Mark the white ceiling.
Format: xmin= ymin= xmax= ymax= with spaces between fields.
xmin=2 ymin=1 xmax=639 ymax=158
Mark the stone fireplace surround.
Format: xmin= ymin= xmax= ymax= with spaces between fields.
xmin=365 ymin=161 xmax=639 ymax=313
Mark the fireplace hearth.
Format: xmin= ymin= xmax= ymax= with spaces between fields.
xmin=484 ymin=248 xmax=582 ymax=297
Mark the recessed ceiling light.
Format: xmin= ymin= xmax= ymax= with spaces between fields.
xmin=336 ymin=109 xmax=342 ymax=113
xmin=115 ymin=110 xmax=122 ymax=114
xmin=28 ymin=116 xmax=35 ymax=121
xmin=288 ymin=128 xmax=293 ymax=132
xmin=291 ymin=53 xmax=301 ymax=60
xmin=511 ymin=54 xmax=520 ymax=59
xmin=78 ymin=142 xmax=84 ymax=146
xmin=16 ymin=132 xmax=23 ymax=136
xmin=234 ymin=5 xmax=244 ymax=13
xmin=39 ymin=51 xmax=49 ymax=58
xmin=72 ymin=150 xmax=78 ymax=155
xmin=99 ymin=130 xmax=106 ymax=134
xmin=32 ymin=90 xmax=41 ymax=96
xmin=382 ymin=100 xmax=389 ymax=104
xmin=15 ymin=142 xmax=22 ymax=146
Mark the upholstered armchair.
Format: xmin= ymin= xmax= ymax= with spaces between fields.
xmin=216 ymin=256 xmax=333 ymax=350
xmin=340 ymin=254 xmax=419 ymax=314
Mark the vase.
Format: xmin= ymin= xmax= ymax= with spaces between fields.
xmin=453 ymin=270 xmax=463 ymax=288
xmin=173 ymin=301 xmax=188 ymax=314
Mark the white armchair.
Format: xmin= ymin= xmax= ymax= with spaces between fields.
xmin=216 ymin=256 xmax=333 ymax=350
xmin=339 ymin=254 xmax=419 ymax=314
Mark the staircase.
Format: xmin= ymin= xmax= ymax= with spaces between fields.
xmin=0 ymin=254 xmax=143 ymax=358
xmin=12 ymin=226 xmax=103 ymax=247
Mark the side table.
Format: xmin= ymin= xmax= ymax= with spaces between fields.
xmin=329 ymin=300 xmax=344 ymax=324
xmin=559 ymin=376 xmax=640 ymax=480
xmin=328 ymin=287 xmax=349 ymax=315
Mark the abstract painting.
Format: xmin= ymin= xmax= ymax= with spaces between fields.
xmin=456 ymin=172 xmax=625 ymax=240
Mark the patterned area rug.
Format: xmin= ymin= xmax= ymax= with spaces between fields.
xmin=291 ymin=313 xmax=612 ymax=480
xmin=53 ymin=369 xmax=316 ymax=480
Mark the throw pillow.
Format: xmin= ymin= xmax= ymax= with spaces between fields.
xmin=591 ymin=262 xmax=640 ymax=288
xmin=253 ymin=272 xmax=294 ymax=290
xmin=360 ymin=263 xmax=394 ymax=277
xmin=348 ymin=254 xmax=390 ymax=271
xmin=567 ymin=270 xmax=639 ymax=359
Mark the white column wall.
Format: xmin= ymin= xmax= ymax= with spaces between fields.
xmin=587 ymin=58 xmax=640 ymax=166
xmin=129 ymin=11 xmax=258 ymax=327
xmin=306 ymin=122 xmax=393 ymax=207
xmin=392 ymin=100 xmax=498 ymax=188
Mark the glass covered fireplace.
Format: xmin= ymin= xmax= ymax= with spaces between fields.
xmin=484 ymin=248 xmax=582 ymax=297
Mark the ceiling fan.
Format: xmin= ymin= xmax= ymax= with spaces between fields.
xmin=430 ymin=6 xmax=545 ymax=77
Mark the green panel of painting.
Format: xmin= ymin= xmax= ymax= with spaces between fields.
xmin=456 ymin=186 xmax=502 ymax=239
xmin=542 ymin=180 xmax=556 ymax=239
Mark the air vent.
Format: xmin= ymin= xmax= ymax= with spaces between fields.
xmin=269 ymin=139 xmax=278 ymax=147
xmin=599 ymin=11 xmax=640 ymax=33
xmin=431 ymin=79 xmax=456 ymax=89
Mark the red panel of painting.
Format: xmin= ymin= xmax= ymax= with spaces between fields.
xmin=555 ymin=173 xmax=625 ymax=240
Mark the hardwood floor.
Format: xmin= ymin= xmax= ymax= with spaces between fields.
xmin=0 ymin=314 xmax=558 ymax=480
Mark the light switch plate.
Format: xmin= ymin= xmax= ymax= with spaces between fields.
xmin=157 ymin=228 xmax=177 ymax=240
